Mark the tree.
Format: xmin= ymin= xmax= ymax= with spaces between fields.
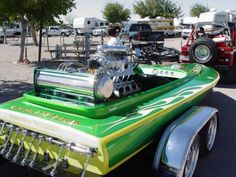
xmin=0 ymin=0 xmax=75 ymax=62
xmin=103 ymin=2 xmax=131 ymax=24
xmin=190 ymin=3 xmax=209 ymax=17
xmin=133 ymin=0 xmax=182 ymax=18
xmin=0 ymin=2 xmax=15 ymax=44
xmin=63 ymin=13 xmax=75 ymax=25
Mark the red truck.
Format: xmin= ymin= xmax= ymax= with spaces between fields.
xmin=180 ymin=12 xmax=236 ymax=83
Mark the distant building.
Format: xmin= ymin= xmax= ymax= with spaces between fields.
xmin=73 ymin=17 xmax=108 ymax=35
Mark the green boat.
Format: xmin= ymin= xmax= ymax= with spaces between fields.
xmin=0 ymin=45 xmax=219 ymax=177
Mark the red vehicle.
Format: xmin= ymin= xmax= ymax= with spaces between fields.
xmin=180 ymin=21 xmax=236 ymax=83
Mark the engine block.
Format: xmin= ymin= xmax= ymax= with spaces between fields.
xmin=34 ymin=45 xmax=141 ymax=105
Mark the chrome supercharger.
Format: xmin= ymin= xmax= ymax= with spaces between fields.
xmin=34 ymin=45 xmax=141 ymax=105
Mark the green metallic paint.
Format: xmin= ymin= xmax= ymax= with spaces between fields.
xmin=0 ymin=63 xmax=219 ymax=175
xmin=105 ymin=89 xmax=211 ymax=168
xmin=0 ymin=64 xmax=218 ymax=138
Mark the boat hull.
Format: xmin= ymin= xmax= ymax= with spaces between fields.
xmin=0 ymin=63 xmax=219 ymax=176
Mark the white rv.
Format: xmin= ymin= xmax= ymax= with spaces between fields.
xmin=197 ymin=11 xmax=233 ymax=35
xmin=73 ymin=17 xmax=108 ymax=35
xmin=198 ymin=11 xmax=230 ymax=23
xmin=181 ymin=17 xmax=198 ymax=39
xmin=199 ymin=10 xmax=236 ymax=23
xmin=136 ymin=17 xmax=175 ymax=37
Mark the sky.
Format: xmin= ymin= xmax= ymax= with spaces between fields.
xmin=70 ymin=0 xmax=236 ymax=20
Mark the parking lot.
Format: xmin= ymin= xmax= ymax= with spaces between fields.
xmin=0 ymin=36 xmax=236 ymax=177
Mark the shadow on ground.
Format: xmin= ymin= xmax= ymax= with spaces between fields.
xmin=194 ymin=88 xmax=236 ymax=177
xmin=0 ymin=80 xmax=45 ymax=177
xmin=0 ymin=80 xmax=33 ymax=103
xmin=216 ymin=82 xmax=236 ymax=89
xmin=28 ymin=58 xmax=86 ymax=69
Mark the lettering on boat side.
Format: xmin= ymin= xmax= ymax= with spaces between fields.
xmin=10 ymin=106 xmax=80 ymax=126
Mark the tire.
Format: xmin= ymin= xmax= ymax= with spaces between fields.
xmin=157 ymin=135 xmax=200 ymax=177
xmin=182 ymin=135 xmax=200 ymax=177
xmin=189 ymin=37 xmax=218 ymax=66
xmin=42 ymin=33 xmax=47 ymax=38
xmin=0 ymin=36 xmax=3 ymax=44
xmin=160 ymin=135 xmax=200 ymax=177
xmin=14 ymin=32 xmax=21 ymax=36
xmin=221 ymin=64 xmax=236 ymax=84
xmin=200 ymin=114 xmax=218 ymax=154
xmin=61 ymin=32 xmax=66 ymax=37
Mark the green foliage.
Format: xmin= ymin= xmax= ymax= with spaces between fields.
xmin=190 ymin=3 xmax=209 ymax=17
xmin=0 ymin=0 xmax=75 ymax=61
xmin=0 ymin=1 xmax=12 ymax=26
xmin=0 ymin=0 xmax=75 ymax=26
xmin=133 ymin=0 xmax=182 ymax=18
xmin=103 ymin=2 xmax=131 ymax=24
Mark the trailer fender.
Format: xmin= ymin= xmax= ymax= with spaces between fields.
xmin=153 ymin=106 xmax=219 ymax=176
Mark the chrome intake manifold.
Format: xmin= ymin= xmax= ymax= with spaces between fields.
xmin=34 ymin=45 xmax=141 ymax=105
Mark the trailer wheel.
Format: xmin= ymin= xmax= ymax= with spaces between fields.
xmin=200 ymin=114 xmax=218 ymax=154
xmin=182 ymin=135 xmax=200 ymax=177
xmin=159 ymin=135 xmax=200 ymax=177
xmin=189 ymin=37 xmax=218 ymax=65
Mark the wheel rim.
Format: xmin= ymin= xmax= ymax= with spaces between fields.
xmin=184 ymin=136 xmax=199 ymax=177
xmin=194 ymin=45 xmax=211 ymax=61
xmin=207 ymin=115 xmax=217 ymax=150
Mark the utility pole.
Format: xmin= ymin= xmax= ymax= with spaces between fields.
xmin=38 ymin=18 xmax=43 ymax=63
xmin=38 ymin=1 xmax=44 ymax=63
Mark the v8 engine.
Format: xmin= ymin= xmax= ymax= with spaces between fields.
xmin=34 ymin=45 xmax=141 ymax=105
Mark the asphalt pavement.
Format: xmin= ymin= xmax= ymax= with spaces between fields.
xmin=194 ymin=83 xmax=236 ymax=177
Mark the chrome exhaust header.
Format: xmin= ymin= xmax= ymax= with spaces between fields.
xmin=0 ymin=121 xmax=97 ymax=177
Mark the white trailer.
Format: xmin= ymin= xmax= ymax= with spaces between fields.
xmin=136 ymin=17 xmax=175 ymax=37
xmin=180 ymin=17 xmax=198 ymax=39
xmin=230 ymin=13 xmax=236 ymax=23
xmin=198 ymin=11 xmax=230 ymax=23
xmin=73 ymin=17 xmax=108 ymax=35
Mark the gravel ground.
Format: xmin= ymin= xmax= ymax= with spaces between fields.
xmin=0 ymin=35 xmax=103 ymax=102
xmin=0 ymin=36 xmax=236 ymax=177
xmin=0 ymin=35 xmax=90 ymax=83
